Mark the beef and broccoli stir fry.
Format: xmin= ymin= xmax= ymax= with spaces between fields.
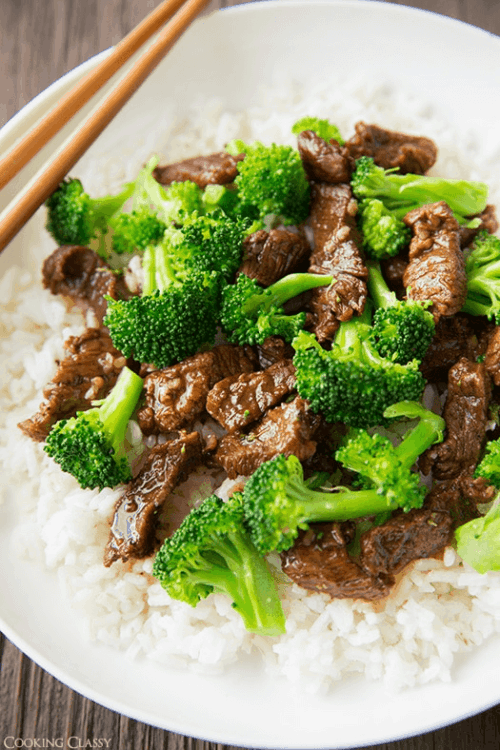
xmin=19 ymin=116 xmax=500 ymax=636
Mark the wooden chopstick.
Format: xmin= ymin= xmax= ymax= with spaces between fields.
xmin=0 ymin=0 xmax=211 ymax=254
xmin=0 ymin=0 xmax=191 ymax=192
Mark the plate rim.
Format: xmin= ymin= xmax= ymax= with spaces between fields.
xmin=2 ymin=1 xmax=500 ymax=747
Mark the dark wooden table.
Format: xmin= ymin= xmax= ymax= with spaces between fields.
xmin=2 ymin=1 xmax=500 ymax=748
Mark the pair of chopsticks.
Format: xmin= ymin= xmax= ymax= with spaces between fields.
xmin=0 ymin=0 xmax=211 ymax=253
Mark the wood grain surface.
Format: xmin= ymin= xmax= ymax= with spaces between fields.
xmin=1 ymin=1 xmax=500 ymax=748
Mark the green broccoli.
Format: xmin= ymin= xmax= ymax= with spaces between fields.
xmin=44 ymin=366 xmax=143 ymax=491
xmin=200 ymin=183 xmax=238 ymax=215
xmin=291 ymin=116 xmax=344 ymax=145
xmin=110 ymin=207 xmax=167 ymax=255
xmin=104 ymin=241 xmax=220 ymax=369
xmin=461 ymin=231 xmax=500 ymax=323
xmin=152 ymin=491 xmax=286 ymax=636
xmin=357 ymin=198 xmax=411 ymax=259
xmin=45 ymin=177 xmax=134 ymax=250
xmin=455 ymin=496 xmax=500 ymax=573
xmin=351 ymin=156 xmax=488 ymax=224
xmin=220 ymin=272 xmax=334 ymax=346
xmin=156 ymin=180 xmax=204 ymax=225
xmin=473 ymin=435 xmax=500 ymax=488
xmin=292 ymin=308 xmax=426 ymax=429
xmin=367 ymin=260 xmax=435 ymax=364
xmin=242 ymin=401 xmax=445 ymax=555
xmin=127 ymin=156 xmax=203 ymax=226
xmin=45 ymin=156 xmax=206 ymax=258
xmin=226 ymin=140 xmax=310 ymax=226
xmin=172 ymin=212 xmax=250 ymax=282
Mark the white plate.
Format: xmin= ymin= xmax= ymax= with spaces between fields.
xmin=2 ymin=2 xmax=500 ymax=747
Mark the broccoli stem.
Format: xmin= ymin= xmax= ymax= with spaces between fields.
xmin=241 ymin=273 xmax=334 ymax=316
xmin=187 ymin=533 xmax=285 ymax=635
xmin=92 ymin=185 xmax=135 ymax=219
xmin=395 ymin=417 xmax=442 ymax=468
xmin=461 ymin=297 xmax=496 ymax=318
xmin=284 ymin=477 xmax=396 ymax=523
xmin=353 ymin=158 xmax=488 ymax=220
xmin=385 ymin=401 xmax=445 ymax=468
xmin=395 ymin=177 xmax=487 ymax=218
xmin=373 ymin=175 xmax=487 ymax=219
xmin=154 ymin=246 xmax=177 ymax=292
xmin=142 ymin=243 xmax=177 ymax=295
xmin=224 ymin=531 xmax=286 ymax=636
xmin=333 ymin=304 xmax=372 ymax=354
xmin=469 ymin=259 xmax=500 ymax=280
xmin=135 ymin=157 xmax=166 ymax=208
xmin=366 ymin=261 xmax=398 ymax=310
xmin=142 ymin=247 xmax=157 ymax=295
xmin=97 ymin=366 xmax=143 ymax=456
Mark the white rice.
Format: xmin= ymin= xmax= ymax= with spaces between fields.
xmin=2 ymin=77 xmax=500 ymax=694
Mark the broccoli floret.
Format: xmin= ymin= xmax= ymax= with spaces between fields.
xmin=242 ymin=401 xmax=445 ymax=554
xmin=351 ymin=156 xmax=488 ymax=224
xmin=45 ymin=178 xmax=134 ymax=250
xmin=220 ymin=272 xmax=334 ymax=346
xmin=291 ymin=116 xmax=344 ymax=145
xmin=173 ymin=212 xmax=250 ymax=282
xmin=201 ymin=183 xmax=238 ymax=214
xmin=105 ymin=227 xmax=221 ymax=368
xmin=337 ymin=401 xmax=445 ymax=507
xmin=44 ymin=156 xmax=204 ymax=259
xmin=152 ymin=492 xmax=286 ymax=636
xmin=358 ymin=198 xmax=411 ymax=259
xmin=159 ymin=180 xmax=204 ymax=225
xmin=129 ymin=157 xmax=204 ymax=226
xmin=367 ymin=260 xmax=435 ymax=364
xmin=44 ymin=366 xmax=143 ymax=491
xmin=104 ymin=242 xmax=220 ymax=368
xmin=461 ymin=231 xmax=500 ymax=323
xmin=292 ymin=309 xmax=426 ymax=429
xmin=474 ymin=436 xmax=500 ymax=488
xmin=110 ymin=207 xmax=167 ymax=255
xmin=226 ymin=140 xmax=310 ymax=226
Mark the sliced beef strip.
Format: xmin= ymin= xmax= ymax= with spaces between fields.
xmin=459 ymin=204 xmax=499 ymax=248
xmin=215 ymin=396 xmax=320 ymax=479
xmin=381 ymin=251 xmax=409 ymax=298
xmin=420 ymin=314 xmax=478 ymax=382
xmin=403 ymin=201 xmax=468 ymax=321
xmin=420 ymin=475 xmax=486 ymax=526
xmin=137 ymin=345 xmax=256 ymax=435
xmin=308 ymin=183 xmax=360 ymax=262
xmin=104 ymin=431 xmax=203 ymax=566
xmin=359 ymin=505 xmax=454 ymax=579
xmin=255 ymin=336 xmax=294 ymax=369
xmin=484 ymin=325 xmax=500 ymax=386
xmin=301 ymin=418 xmax=347 ymax=478
xmin=18 ymin=328 xmax=125 ymax=442
xmin=42 ymin=245 xmax=130 ymax=325
xmin=360 ymin=468 xmax=493 ymax=581
xmin=420 ymin=357 xmax=492 ymax=480
xmin=345 ymin=122 xmax=438 ymax=175
xmin=238 ymin=228 xmax=310 ymax=287
xmin=454 ymin=474 xmax=496 ymax=509
xmin=281 ymin=523 xmax=394 ymax=601
xmin=152 ymin=151 xmax=244 ymax=189
xmin=206 ymin=359 xmax=296 ymax=432
xmin=297 ymin=130 xmax=354 ymax=184
xmin=307 ymin=182 xmax=368 ymax=341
